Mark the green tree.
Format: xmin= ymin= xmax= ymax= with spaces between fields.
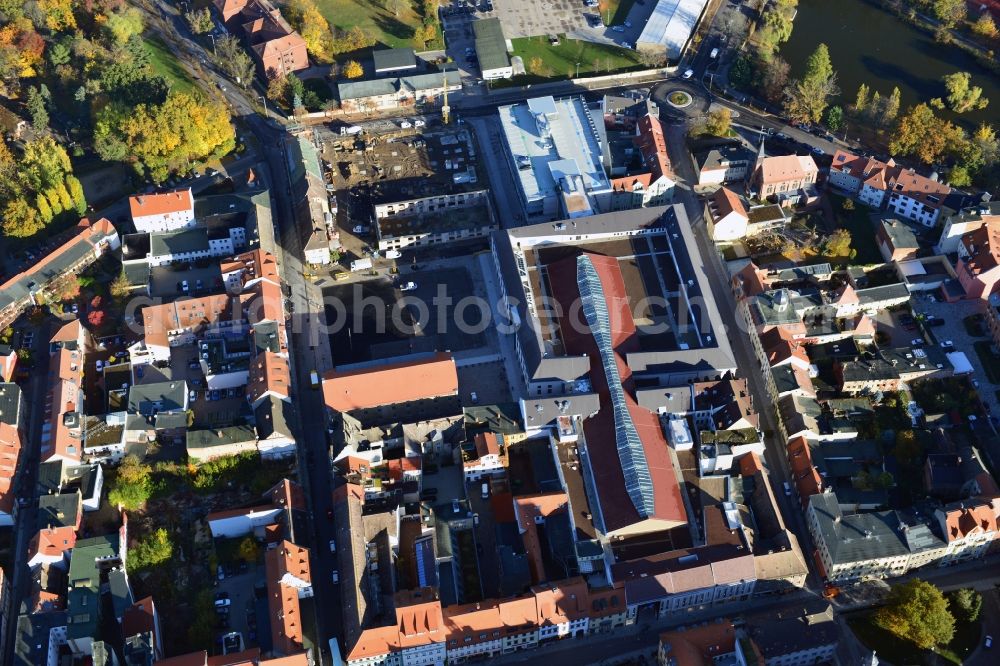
xmin=703 ymin=108 xmax=732 ymax=137
xmin=824 ymin=105 xmax=845 ymax=132
xmin=108 ymin=454 xmax=154 ymax=510
xmin=854 ymin=82 xmax=870 ymax=113
xmin=184 ymin=7 xmax=214 ymax=34
xmin=130 ymin=528 xmax=174 ymax=571
xmin=285 ymin=0 xmax=336 ymax=63
xmin=783 ymin=43 xmax=839 ymax=123
xmin=65 ymin=175 xmax=86 ymax=215
xmin=882 ymin=86 xmax=901 ymax=125
xmin=25 ymin=86 xmax=48 ymax=129
xmin=948 ymin=588 xmax=982 ymax=623
xmin=35 ymin=193 xmax=53 ymax=223
xmin=2 ymin=199 xmax=44 ymax=238
xmin=47 ymin=39 xmax=71 ymax=67
xmin=874 ymin=580 xmax=955 ymax=650
xmin=941 ymin=71 xmax=990 ymax=113
xmin=215 ymin=35 xmax=256 ymax=87
xmin=103 ymin=8 xmax=144 ymax=46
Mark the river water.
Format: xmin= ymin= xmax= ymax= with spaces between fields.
xmin=779 ymin=0 xmax=1000 ymax=127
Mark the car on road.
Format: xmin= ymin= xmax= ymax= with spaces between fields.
xmin=352 ymin=225 xmax=367 ymax=233
xmin=940 ymin=340 xmax=955 ymax=350
xmin=710 ymin=48 xmax=718 ymax=58
xmin=974 ymin=379 xmax=981 ymax=389
xmin=783 ymin=482 xmax=792 ymax=496
xmin=624 ymin=20 xmax=632 ymax=27
xmin=400 ymin=281 xmax=417 ymax=292
xmin=682 ymin=68 xmax=693 ymax=79
xmin=911 ymin=337 xmax=924 ymax=347
xmin=332 ymin=570 xmax=340 ymax=584
xmin=986 ymin=635 xmax=993 ymax=648
xmin=329 ymin=539 xmax=336 ymax=552
xmin=612 ymin=25 xmax=624 ymax=32
xmin=776 ymin=132 xmax=788 ymax=140
xmin=811 ymin=146 xmax=825 ymax=155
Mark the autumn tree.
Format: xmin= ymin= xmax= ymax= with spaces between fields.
xmin=759 ymin=56 xmax=790 ymax=104
xmin=331 ymin=26 xmax=376 ymax=55
xmin=65 ymin=175 xmax=87 ymax=215
xmin=929 ymin=0 xmax=966 ymax=27
xmin=892 ymin=429 xmax=922 ymax=465
xmin=94 ymin=92 xmax=236 ymax=183
xmin=823 ymin=228 xmax=852 ymax=258
xmin=874 ymin=580 xmax=955 ymax=650
xmin=215 ymin=35 xmax=256 ymax=87
xmin=418 ymin=22 xmax=437 ymax=47
xmin=343 ymin=60 xmax=363 ymax=79
xmin=44 ymin=188 xmax=63 ymax=216
xmin=973 ymin=13 xmax=998 ymax=39
xmin=783 ymin=43 xmax=839 ymax=124
xmin=238 ymin=537 xmax=259 ymax=563
xmin=35 ymin=193 xmax=53 ymax=223
xmin=130 ymin=528 xmax=174 ymax=571
xmin=37 ymin=0 xmax=77 ymax=31
xmin=185 ymin=7 xmax=214 ymax=35
xmin=285 ymin=0 xmax=335 ymax=64
xmin=703 ymin=108 xmax=732 ymax=137
xmin=108 ymin=455 xmax=154 ymax=510
xmin=2 ymin=198 xmax=43 ymax=238
xmin=21 ymin=136 xmax=71 ymax=192
xmin=890 ymin=104 xmax=966 ymax=165
xmin=110 ymin=270 xmax=131 ymax=301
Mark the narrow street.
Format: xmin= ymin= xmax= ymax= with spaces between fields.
xmin=663 ymin=120 xmax=817 ymax=577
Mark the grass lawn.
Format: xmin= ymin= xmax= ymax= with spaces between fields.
xmin=313 ymin=0 xmax=442 ymax=50
xmin=974 ymin=340 xmax=1000 ymax=383
xmin=144 ymin=35 xmax=196 ymax=93
xmin=849 ymin=612 xmax=981 ymax=665
xmin=506 ymin=36 xmax=643 ymax=83
xmin=829 ymin=194 xmax=882 ymax=265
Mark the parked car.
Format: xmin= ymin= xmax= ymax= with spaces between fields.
xmin=329 ymin=539 xmax=337 ymax=552
xmin=710 ymin=47 xmax=719 ymax=58
xmin=783 ymin=482 xmax=792 ymax=497
xmin=682 ymin=68 xmax=694 ymax=79
xmin=352 ymin=225 xmax=366 ymax=233
xmin=986 ymin=635 xmax=993 ymax=649
xmin=910 ymin=338 xmax=924 ymax=347
xmin=612 ymin=25 xmax=624 ymax=32
xmin=399 ymin=121 xmax=412 ymax=129
xmin=414 ymin=120 xmax=426 ymax=127
xmin=400 ymin=281 xmax=417 ymax=292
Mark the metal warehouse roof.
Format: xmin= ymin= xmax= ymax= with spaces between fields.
xmin=636 ymin=0 xmax=708 ymax=59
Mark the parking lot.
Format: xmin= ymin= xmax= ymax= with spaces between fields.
xmin=323 ymin=264 xmax=490 ymax=365
xmin=912 ymin=294 xmax=1000 ymax=415
xmin=214 ymin=566 xmax=262 ymax=650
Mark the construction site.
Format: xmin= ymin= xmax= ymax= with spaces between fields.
xmin=321 ymin=125 xmax=487 ymax=205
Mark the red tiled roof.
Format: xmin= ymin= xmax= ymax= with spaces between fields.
xmin=322 ymin=353 xmax=458 ymax=412
xmin=658 ymin=620 xmax=737 ymax=666
xmin=128 ymin=189 xmax=193 ymax=219
xmin=266 ymin=541 xmax=312 ymax=656
xmin=122 ymin=596 xmax=157 ymax=639
xmin=547 ymin=253 xmax=686 ymax=533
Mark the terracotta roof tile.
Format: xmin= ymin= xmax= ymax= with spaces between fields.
xmin=129 ymin=189 xmax=194 ymax=220
xmin=322 ymin=353 xmax=458 ymax=412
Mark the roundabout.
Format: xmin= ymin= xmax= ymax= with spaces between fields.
xmin=666 ymin=90 xmax=693 ymax=108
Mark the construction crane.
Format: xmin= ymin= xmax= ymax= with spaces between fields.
xmin=442 ymin=67 xmax=451 ymax=125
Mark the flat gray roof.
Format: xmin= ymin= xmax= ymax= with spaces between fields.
xmin=373 ymin=47 xmax=417 ymax=73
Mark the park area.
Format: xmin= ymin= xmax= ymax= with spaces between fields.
xmin=507 ymin=36 xmax=643 ymax=83
xmin=314 ymin=0 xmax=443 ymax=50
xmin=144 ymin=35 xmax=195 ymax=93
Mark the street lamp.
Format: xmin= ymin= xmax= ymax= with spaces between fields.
xmin=575 ymin=62 xmax=580 ymax=78
xmin=259 ymin=95 xmax=269 ymax=119
xmin=208 ymin=32 xmax=216 ymax=55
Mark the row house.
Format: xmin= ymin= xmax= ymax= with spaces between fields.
xmin=0 ymin=217 xmax=119 ymax=330
xmin=956 ymin=216 xmax=1000 ymax=299
xmin=266 ymin=541 xmax=313 ymax=657
xmin=0 ymin=382 xmax=24 ymax=526
xmin=936 ymin=199 xmax=1000 ymax=255
xmin=346 ymin=579 xmax=629 ymax=665
xmin=337 ymin=71 xmax=463 ymax=115
xmin=828 ymin=150 xmax=951 ymax=227
xmin=935 ymin=497 xmax=1000 ymax=566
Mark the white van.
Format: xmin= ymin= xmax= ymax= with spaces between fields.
xmin=385 ymin=250 xmax=402 ymax=259
xmin=481 ymin=482 xmax=489 ymax=499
